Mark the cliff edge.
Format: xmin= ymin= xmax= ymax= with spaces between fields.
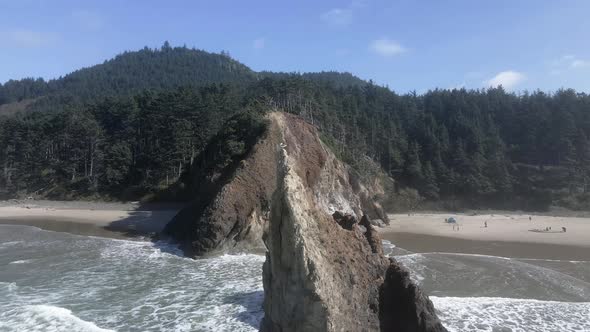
xmin=261 ymin=112 xmax=447 ymax=331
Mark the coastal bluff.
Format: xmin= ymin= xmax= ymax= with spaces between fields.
xmin=165 ymin=111 xmax=446 ymax=331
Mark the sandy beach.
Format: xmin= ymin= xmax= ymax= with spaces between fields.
xmin=380 ymin=213 xmax=590 ymax=260
xmin=0 ymin=200 xmax=181 ymax=239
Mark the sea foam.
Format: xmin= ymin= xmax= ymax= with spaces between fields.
xmin=0 ymin=305 xmax=114 ymax=332
xmin=1 ymin=224 xmax=589 ymax=331
xmin=431 ymin=296 xmax=590 ymax=332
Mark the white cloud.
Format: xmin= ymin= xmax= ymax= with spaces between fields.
xmin=321 ymin=8 xmax=353 ymax=26
xmin=1 ymin=29 xmax=57 ymax=48
xmin=72 ymin=10 xmax=104 ymax=30
xmin=320 ymin=1 xmax=368 ymax=27
xmin=485 ymin=71 xmax=526 ymax=89
xmin=571 ymin=59 xmax=590 ymax=68
xmin=253 ymin=37 xmax=265 ymax=50
xmin=550 ymin=54 xmax=590 ymax=73
xmin=370 ymin=38 xmax=406 ymax=57
xmin=561 ymin=55 xmax=575 ymax=61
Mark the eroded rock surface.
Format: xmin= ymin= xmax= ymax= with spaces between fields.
xmin=332 ymin=211 xmax=358 ymax=230
xmin=380 ymin=260 xmax=447 ymax=332
xmin=164 ymin=112 xmax=388 ymax=257
xmin=163 ymin=113 xmax=278 ymax=256
xmin=261 ymin=113 xmax=447 ymax=331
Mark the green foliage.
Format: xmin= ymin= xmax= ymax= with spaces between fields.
xmin=0 ymin=43 xmax=255 ymax=110
xmin=256 ymin=80 xmax=590 ymax=209
xmin=1 ymin=45 xmax=590 ymax=210
xmin=164 ymin=111 xmax=269 ymax=201
xmin=0 ymin=84 xmax=241 ymax=200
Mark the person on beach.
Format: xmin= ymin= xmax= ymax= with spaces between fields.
xmin=562 ymin=227 xmax=567 ymax=233
xmin=484 ymin=221 xmax=487 ymax=228
xmin=529 ymin=216 xmax=532 ymax=221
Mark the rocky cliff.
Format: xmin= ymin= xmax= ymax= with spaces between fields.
xmin=164 ymin=111 xmax=445 ymax=330
xmin=164 ymin=112 xmax=388 ymax=257
xmin=261 ymin=112 xmax=447 ymax=331
xmin=162 ymin=112 xmax=277 ymax=256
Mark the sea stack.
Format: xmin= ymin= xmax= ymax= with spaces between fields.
xmin=260 ymin=113 xmax=447 ymax=331
xmin=164 ymin=112 xmax=389 ymax=257
xmin=164 ymin=111 xmax=445 ymax=330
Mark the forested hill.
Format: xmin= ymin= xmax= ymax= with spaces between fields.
xmin=0 ymin=43 xmax=365 ymax=114
xmin=0 ymin=42 xmax=256 ymax=109
xmin=1 ymin=44 xmax=590 ymax=211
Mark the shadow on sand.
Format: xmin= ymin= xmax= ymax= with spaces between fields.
xmin=103 ymin=201 xmax=186 ymax=257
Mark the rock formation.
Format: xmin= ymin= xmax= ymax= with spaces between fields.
xmin=380 ymin=261 xmax=447 ymax=331
xmin=163 ymin=112 xmax=278 ymax=256
xmin=164 ymin=112 xmax=389 ymax=257
xmin=261 ymin=112 xmax=447 ymax=331
xmin=164 ymin=111 xmax=445 ymax=330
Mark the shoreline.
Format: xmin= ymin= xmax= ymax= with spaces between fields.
xmin=382 ymin=232 xmax=590 ymax=261
xmin=2 ymin=201 xmax=590 ymax=261
xmin=0 ymin=218 xmax=136 ymax=240
xmin=0 ymin=200 xmax=181 ymax=239
xmin=380 ymin=212 xmax=590 ymax=260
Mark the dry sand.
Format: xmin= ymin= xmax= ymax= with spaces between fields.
xmin=379 ymin=213 xmax=590 ymax=260
xmin=383 ymin=213 xmax=590 ymax=247
xmin=0 ymin=200 xmax=181 ymax=238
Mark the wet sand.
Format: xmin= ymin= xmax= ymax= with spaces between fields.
xmin=0 ymin=218 xmax=134 ymax=239
xmin=382 ymin=232 xmax=590 ymax=261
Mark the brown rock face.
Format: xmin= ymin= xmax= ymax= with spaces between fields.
xmin=332 ymin=211 xmax=358 ymax=230
xmin=261 ymin=113 xmax=447 ymax=331
xmin=380 ymin=260 xmax=448 ymax=332
xmin=163 ymin=113 xmax=280 ymax=256
xmin=164 ymin=111 xmax=445 ymax=330
xmin=360 ymin=215 xmax=383 ymax=256
xmin=165 ymin=112 xmax=389 ymax=257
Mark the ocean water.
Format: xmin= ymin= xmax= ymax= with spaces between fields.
xmin=1 ymin=224 xmax=589 ymax=331
xmin=0 ymin=225 xmax=264 ymax=332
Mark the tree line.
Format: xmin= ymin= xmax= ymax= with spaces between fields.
xmin=1 ymin=45 xmax=589 ymax=210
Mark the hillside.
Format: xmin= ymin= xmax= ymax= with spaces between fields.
xmin=1 ymin=44 xmax=590 ymax=211
xmin=0 ymin=43 xmax=255 ymax=113
xmin=0 ymin=43 xmax=366 ymax=115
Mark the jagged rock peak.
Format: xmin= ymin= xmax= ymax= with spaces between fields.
xmin=261 ymin=112 xmax=447 ymax=331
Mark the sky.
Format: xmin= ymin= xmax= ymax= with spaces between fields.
xmin=1 ymin=0 xmax=589 ymax=93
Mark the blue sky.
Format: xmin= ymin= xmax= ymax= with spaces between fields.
xmin=1 ymin=0 xmax=589 ymax=93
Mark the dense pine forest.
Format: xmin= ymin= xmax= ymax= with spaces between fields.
xmin=1 ymin=44 xmax=590 ymax=211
